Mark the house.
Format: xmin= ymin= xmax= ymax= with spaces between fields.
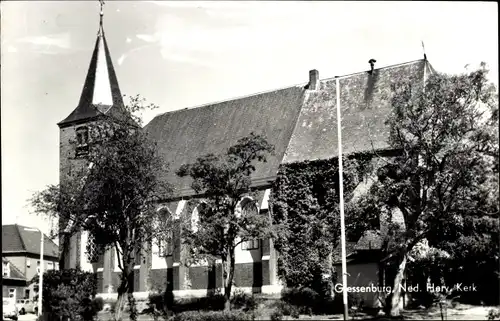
xmin=2 ymin=257 xmax=28 ymax=300
xmin=57 ymin=11 xmax=435 ymax=299
xmin=2 ymin=224 xmax=59 ymax=300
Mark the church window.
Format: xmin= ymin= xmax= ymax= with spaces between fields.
xmin=86 ymin=234 xmax=100 ymax=263
xmin=192 ymin=203 xmax=207 ymax=233
xmin=75 ymin=126 xmax=89 ymax=156
xmin=239 ymin=198 xmax=261 ymax=251
xmin=158 ymin=230 xmax=174 ymax=257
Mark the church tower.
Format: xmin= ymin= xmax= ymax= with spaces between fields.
xmin=57 ymin=2 xmax=125 ymax=273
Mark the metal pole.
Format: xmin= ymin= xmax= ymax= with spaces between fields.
xmin=336 ymin=77 xmax=349 ymax=320
xmin=39 ymin=229 xmax=44 ymax=317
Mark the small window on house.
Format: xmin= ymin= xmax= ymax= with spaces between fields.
xmin=36 ymin=261 xmax=40 ymax=274
xmin=25 ymin=289 xmax=30 ymax=299
xmin=55 ymin=262 xmax=59 ymax=271
xmin=47 ymin=262 xmax=53 ymax=270
xmin=75 ymin=126 xmax=89 ymax=156
xmin=3 ymin=262 xmax=10 ymax=277
xmin=27 ymin=259 xmax=31 ymax=268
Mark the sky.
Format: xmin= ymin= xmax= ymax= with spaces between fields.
xmin=1 ymin=1 xmax=498 ymax=237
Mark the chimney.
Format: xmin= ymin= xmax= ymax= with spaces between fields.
xmin=308 ymin=69 xmax=319 ymax=90
xmin=368 ymin=59 xmax=377 ymax=74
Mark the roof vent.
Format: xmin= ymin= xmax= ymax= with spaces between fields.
xmin=308 ymin=69 xmax=319 ymax=90
xmin=368 ymin=59 xmax=377 ymax=74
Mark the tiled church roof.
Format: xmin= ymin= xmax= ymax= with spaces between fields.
xmin=283 ymin=60 xmax=431 ymax=163
xmin=146 ymin=59 xmax=433 ymax=198
xmin=145 ymin=86 xmax=305 ymax=198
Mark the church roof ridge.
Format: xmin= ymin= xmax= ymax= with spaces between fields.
xmin=152 ymin=58 xmax=427 ymax=119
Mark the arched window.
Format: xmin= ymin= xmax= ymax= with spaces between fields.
xmin=86 ymin=233 xmax=99 ymax=263
xmin=238 ymin=197 xmax=260 ymax=250
xmin=156 ymin=206 xmax=174 ymax=257
xmin=191 ymin=202 xmax=208 ymax=233
xmin=75 ymin=126 xmax=89 ymax=156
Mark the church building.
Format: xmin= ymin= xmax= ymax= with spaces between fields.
xmin=57 ymin=9 xmax=435 ymax=299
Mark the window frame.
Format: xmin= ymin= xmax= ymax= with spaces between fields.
xmin=75 ymin=126 xmax=90 ymax=156
xmin=242 ymin=238 xmax=260 ymax=250
xmin=3 ymin=261 xmax=10 ymax=277
xmin=158 ymin=230 xmax=174 ymax=257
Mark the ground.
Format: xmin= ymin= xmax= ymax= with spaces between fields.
xmin=91 ymin=303 xmax=497 ymax=320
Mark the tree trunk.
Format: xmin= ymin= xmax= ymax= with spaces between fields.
xmin=223 ymin=249 xmax=236 ymax=311
xmin=387 ymin=254 xmax=407 ymax=317
xmin=115 ymin=284 xmax=127 ymax=321
xmin=114 ymin=263 xmax=134 ymax=321
xmin=127 ymin=269 xmax=138 ymax=321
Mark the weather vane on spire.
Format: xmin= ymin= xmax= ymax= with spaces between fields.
xmin=98 ymin=0 xmax=105 ymax=35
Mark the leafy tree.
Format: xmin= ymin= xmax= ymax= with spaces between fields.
xmin=356 ymin=64 xmax=499 ymax=316
xmin=29 ymin=95 xmax=172 ymax=321
xmin=176 ymin=133 xmax=275 ymax=310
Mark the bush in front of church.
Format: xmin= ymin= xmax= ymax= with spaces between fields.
xmin=30 ymin=268 xmax=100 ymax=321
xmin=170 ymin=310 xmax=253 ymax=321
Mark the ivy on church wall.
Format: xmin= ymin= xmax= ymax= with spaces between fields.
xmin=269 ymin=154 xmax=379 ymax=289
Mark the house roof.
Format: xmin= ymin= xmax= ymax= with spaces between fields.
xmin=283 ymin=59 xmax=432 ymax=163
xmin=2 ymin=224 xmax=59 ymax=258
xmin=58 ymin=22 xmax=126 ymax=128
xmin=2 ymin=257 xmax=26 ymax=281
xmin=145 ymin=59 xmax=432 ymax=198
xmin=332 ymin=242 xmax=358 ymax=264
xmin=355 ymin=230 xmax=383 ymax=251
xmin=145 ymin=86 xmax=305 ymax=198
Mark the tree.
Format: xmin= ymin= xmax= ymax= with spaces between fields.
xmin=176 ymin=133 xmax=275 ymax=310
xmin=29 ymin=95 xmax=172 ymax=321
xmin=356 ymin=64 xmax=499 ymax=316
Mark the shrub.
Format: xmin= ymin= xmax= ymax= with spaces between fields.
xmin=170 ymin=310 xmax=252 ymax=321
xmin=30 ymin=269 xmax=98 ymax=321
xmin=270 ymin=309 xmax=284 ymax=321
xmin=230 ymin=290 xmax=257 ymax=312
xmin=280 ymin=286 xmax=346 ymax=315
xmin=488 ymin=308 xmax=500 ymax=320
xmin=282 ymin=287 xmax=319 ymax=308
xmin=274 ymin=301 xmax=300 ymax=319
xmin=173 ymin=294 xmax=225 ymax=313
xmin=91 ymin=297 xmax=104 ymax=313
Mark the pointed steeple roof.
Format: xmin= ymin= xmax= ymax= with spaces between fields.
xmin=58 ymin=5 xmax=125 ymax=128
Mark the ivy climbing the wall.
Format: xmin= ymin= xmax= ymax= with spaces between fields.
xmin=269 ymin=154 xmax=379 ymax=293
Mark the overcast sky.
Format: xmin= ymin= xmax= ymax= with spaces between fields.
xmin=1 ymin=1 xmax=498 ymax=236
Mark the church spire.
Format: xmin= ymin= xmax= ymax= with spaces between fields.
xmin=98 ymin=0 xmax=104 ymax=36
xmin=58 ymin=0 xmax=125 ymax=128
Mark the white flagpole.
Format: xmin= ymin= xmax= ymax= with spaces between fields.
xmin=336 ymin=77 xmax=348 ymax=320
